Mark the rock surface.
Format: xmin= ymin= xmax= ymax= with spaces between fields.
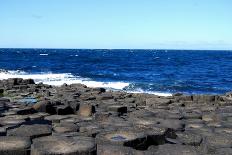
xmin=0 ymin=78 xmax=232 ymax=154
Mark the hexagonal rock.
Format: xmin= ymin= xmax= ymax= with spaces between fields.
xmin=79 ymin=104 xmax=95 ymax=117
xmin=54 ymin=105 xmax=74 ymax=115
xmin=144 ymin=127 xmax=167 ymax=145
xmin=146 ymin=97 xmax=171 ymax=106
xmin=31 ymin=136 xmax=96 ymax=155
xmin=192 ymin=95 xmax=216 ymax=103
xmin=155 ymin=144 xmax=198 ymax=155
xmin=53 ymin=123 xmax=79 ymax=133
xmin=214 ymin=148 xmax=232 ymax=155
xmin=7 ymin=124 xmax=52 ymax=140
xmin=166 ymin=131 xmax=202 ymax=146
xmin=44 ymin=115 xmax=70 ymax=123
xmin=0 ymin=127 xmax=6 ymax=136
xmin=0 ymin=136 xmax=31 ymax=155
xmin=96 ymin=129 xmax=147 ymax=150
xmin=97 ymin=144 xmax=134 ymax=155
xmin=107 ymin=105 xmax=127 ymax=114
xmin=203 ymin=134 xmax=232 ymax=153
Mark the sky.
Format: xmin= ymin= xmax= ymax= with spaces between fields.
xmin=0 ymin=0 xmax=231 ymax=50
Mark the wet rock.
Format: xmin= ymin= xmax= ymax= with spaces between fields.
xmin=7 ymin=124 xmax=52 ymax=139
xmin=31 ymin=136 xmax=96 ymax=155
xmin=0 ymin=136 xmax=31 ymax=155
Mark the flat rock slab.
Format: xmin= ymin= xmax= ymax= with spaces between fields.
xmin=7 ymin=124 xmax=52 ymax=139
xmin=155 ymin=144 xmax=199 ymax=155
xmin=96 ymin=129 xmax=147 ymax=149
xmin=31 ymin=136 xmax=96 ymax=155
xmin=0 ymin=136 xmax=31 ymax=155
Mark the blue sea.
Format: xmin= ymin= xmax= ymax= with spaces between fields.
xmin=1 ymin=48 xmax=232 ymax=96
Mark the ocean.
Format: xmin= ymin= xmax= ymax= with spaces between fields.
xmin=0 ymin=48 xmax=232 ymax=96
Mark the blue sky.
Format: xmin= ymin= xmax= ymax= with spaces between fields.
xmin=0 ymin=0 xmax=231 ymax=49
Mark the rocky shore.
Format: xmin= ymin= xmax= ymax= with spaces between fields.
xmin=0 ymin=78 xmax=232 ymax=155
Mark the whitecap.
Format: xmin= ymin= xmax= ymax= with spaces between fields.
xmin=0 ymin=70 xmax=129 ymax=90
xmin=39 ymin=54 xmax=48 ymax=56
xmin=0 ymin=69 xmax=171 ymax=96
xmin=127 ymin=88 xmax=172 ymax=96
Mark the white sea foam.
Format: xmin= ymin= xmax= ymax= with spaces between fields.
xmin=39 ymin=53 xmax=48 ymax=56
xmin=0 ymin=70 xmax=172 ymax=96
xmin=0 ymin=70 xmax=129 ymax=90
xmin=127 ymin=88 xmax=172 ymax=96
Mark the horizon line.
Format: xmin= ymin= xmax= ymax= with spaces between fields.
xmin=0 ymin=47 xmax=232 ymax=51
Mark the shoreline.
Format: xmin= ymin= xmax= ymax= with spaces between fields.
xmin=1 ymin=78 xmax=232 ymax=154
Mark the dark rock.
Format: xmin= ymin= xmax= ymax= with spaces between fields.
xmin=174 ymin=131 xmax=202 ymax=146
xmin=33 ymin=100 xmax=56 ymax=114
xmin=0 ymin=127 xmax=6 ymax=136
xmin=97 ymin=144 xmax=134 ymax=155
xmin=193 ymin=95 xmax=216 ymax=103
xmin=16 ymin=107 xmax=36 ymax=115
xmin=155 ymin=144 xmax=199 ymax=155
xmin=0 ymin=136 xmax=31 ymax=155
xmin=44 ymin=115 xmax=70 ymax=123
xmin=97 ymin=93 xmax=114 ymax=100
xmin=203 ymin=134 xmax=232 ymax=153
xmin=55 ymin=105 xmax=74 ymax=115
xmin=7 ymin=124 xmax=52 ymax=140
xmin=107 ymin=105 xmax=127 ymax=114
xmin=214 ymin=148 xmax=232 ymax=155
xmin=174 ymin=95 xmax=193 ymax=102
xmin=146 ymin=97 xmax=171 ymax=106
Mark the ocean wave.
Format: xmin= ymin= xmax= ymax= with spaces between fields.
xmin=0 ymin=70 xmax=129 ymax=90
xmin=126 ymin=88 xmax=172 ymax=96
xmin=0 ymin=69 xmax=172 ymax=96
xmin=39 ymin=53 xmax=48 ymax=56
